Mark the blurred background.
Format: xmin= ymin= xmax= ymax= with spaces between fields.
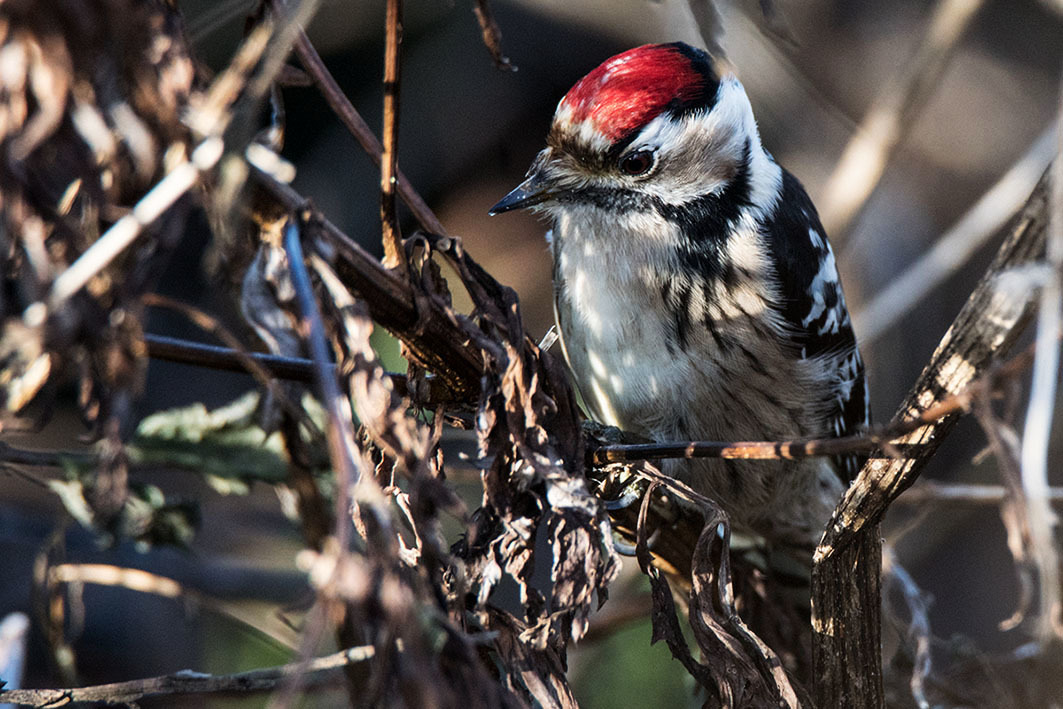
xmin=2 ymin=0 xmax=1062 ymax=706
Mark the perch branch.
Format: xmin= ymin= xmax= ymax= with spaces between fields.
xmin=592 ymin=331 xmax=1038 ymax=464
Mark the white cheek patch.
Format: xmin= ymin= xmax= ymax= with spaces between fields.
xmin=621 ymin=76 xmax=782 ymax=213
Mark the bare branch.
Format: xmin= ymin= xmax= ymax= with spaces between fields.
xmin=145 ymin=332 xmax=319 ymax=381
xmin=380 ymin=0 xmax=406 ymax=270
xmin=0 ymin=645 xmax=375 ymax=707
xmin=142 ymin=294 xmax=322 ymax=440
xmin=472 ymin=0 xmax=516 ymax=71
xmin=819 ymin=0 xmax=986 ymax=238
xmin=143 ymin=333 xmax=452 ymax=401
xmin=857 ymin=123 xmax=1058 ymax=343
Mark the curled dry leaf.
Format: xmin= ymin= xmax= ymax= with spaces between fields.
xmin=0 ymin=0 xmax=194 ymax=419
xmin=392 ymin=233 xmax=619 ymax=702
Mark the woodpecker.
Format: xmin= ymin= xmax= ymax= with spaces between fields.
xmin=490 ymin=42 xmax=868 ymax=547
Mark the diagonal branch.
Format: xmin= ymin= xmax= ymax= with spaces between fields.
xmin=819 ymin=0 xmax=986 ymax=238
xmin=819 ymin=165 xmax=1052 ymax=559
xmin=250 ymin=168 xmax=484 ymax=398
xmin=274 ymin=3 xmax=446 ymax=235
xmin=811 ymin=164 xmax=1052 ymax=708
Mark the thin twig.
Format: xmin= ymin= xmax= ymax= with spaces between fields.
xmin=187 ymin=0 xmax=256 ymax=44
xmin=857 ymin=123 xmax=1059 ymax=342
xmin=819 ymin=0 xmax=986 ymax=238
xmin=379 ymin=0 xmax=406 ymax=270
xmin=0 ymin=441 xmax=93 ymax=468
xmin=282 ymin=219 xmax=360 ymax=544
xmin=42 ymin=138 xmax=222 ymax=312
xmin=1018 ymin=84 xmax=1063 ymax=641
xmin=144 ymin=332 xmax=457 ymax=404
xmin=43 ymin=562 xmax=302 ymax=652
xmin=145 ymin=332 xmax=318 ymax=380
xmin=142 ymin=294 xmax=322 ymax=441
xmin=274 ymin=2 xmax=446 ymax=235
xmin=895 ymin=481 xmax=1063 ymax=505
xmin=278 ymin=218 xmax=370 ymax=708
xmin=882 ymin=548 xmax=933 ymax=709
xmin=970 ymin=379 xmax=1036 ymax=631
xmin=472 ymin=0 xmax=516 ymax=71
xmin=0 ymin=645 xmax=375 ymax=707
xmin=50 ymin=563 xmax=185 ymax=598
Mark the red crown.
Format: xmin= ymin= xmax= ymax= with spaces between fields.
xmin=559 ymin=43 xmax=711 ymax=143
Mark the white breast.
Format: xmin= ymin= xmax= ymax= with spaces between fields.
xmin=553 ymin=209 xmax=689 ymax=434
xmin=553 ymin=208 xmax=800 ymax=437
xmin=550 ymin=206 xmax=846 ymax=545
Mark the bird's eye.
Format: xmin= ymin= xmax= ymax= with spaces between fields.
xmin=619 ymin=150 xmax=655 ymax=177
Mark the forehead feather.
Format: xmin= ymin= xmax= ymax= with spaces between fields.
xmin=557 ymin=43 xmax=716 ymax=144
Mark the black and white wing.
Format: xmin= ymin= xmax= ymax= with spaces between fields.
xmin=765 ymin=171 xmax=870 ymax=481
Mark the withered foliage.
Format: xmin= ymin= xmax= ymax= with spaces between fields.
xmin=0 ymin=0 xmax=195 ymax=536
xmin=0 ymin=2 xmax=1059 ymax=708
xmin=0 ymin=1 xmax=629 ymax=705
xmin=412 ymin=234 xmax=620 ymax=701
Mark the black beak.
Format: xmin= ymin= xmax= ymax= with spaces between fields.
xmin=489 ymin=171 xmax=557 ymax=215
